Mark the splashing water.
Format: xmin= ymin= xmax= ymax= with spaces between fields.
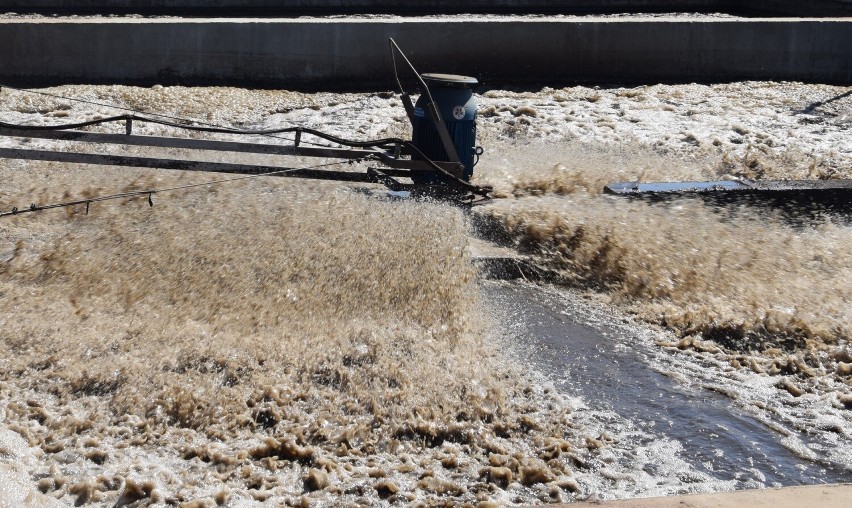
xmin=0 ymin=82 xmax=850 ymax=504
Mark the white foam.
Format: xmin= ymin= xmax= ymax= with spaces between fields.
xmin=0 ymin=425 xmax=60 ymax=508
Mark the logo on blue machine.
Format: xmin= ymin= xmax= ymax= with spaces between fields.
xmin=452 ymin=106 xmax=466 ymax=120
xmin=414 ymin=107 xmax=425 ymax=117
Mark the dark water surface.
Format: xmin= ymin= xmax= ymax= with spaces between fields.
xmin=482 ymin=281 xmax=851 ymax=488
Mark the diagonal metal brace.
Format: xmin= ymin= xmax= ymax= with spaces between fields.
xmin=424 ymin=100 xmax=461 ymax=165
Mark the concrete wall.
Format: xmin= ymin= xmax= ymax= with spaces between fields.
xmin=1 ymin=1 xmax=851 ymax=16
xmin=0 ymin=0 xmax=724 ymax=16
xmin=0 ymin=18 xmax=849 ymax=90
xmin=0 ymin=1 xmax=730 ymax=16
xmin=740 ymin=0 xmax=852 ymax=16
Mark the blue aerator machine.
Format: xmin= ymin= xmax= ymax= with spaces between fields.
xmin=411 ymin=73 xmax=481 ymax=182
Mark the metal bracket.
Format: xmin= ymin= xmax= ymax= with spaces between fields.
xmin=367 ymin=167 xmax=408 ymax=192
xmin=400 ymin=93 xmax=417 ymax=126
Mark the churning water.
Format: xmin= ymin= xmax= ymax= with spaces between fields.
xmin=0 ymin=83 xmax=850 ymax=505
xmin=484 ymin=282 xmax=851 ymax=490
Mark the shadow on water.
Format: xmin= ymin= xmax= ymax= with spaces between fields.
xmin=800 ymin=89 xmax=852 ymax=115
xmin=482 ymin=281 xmax=850 ymax=487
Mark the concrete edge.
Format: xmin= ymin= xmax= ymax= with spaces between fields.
xmin=1 ymin=0 xmax=850 ymax=17
xmin=1 ymin=16 xmax=851 ymax=23
xmin=0 ymin=18 xmax=849 ymax=89
xmin=557 ymin=484 xmax=852 ymax=508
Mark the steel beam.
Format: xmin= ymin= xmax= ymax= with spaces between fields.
xmin=604 ymin=179 xmax=852 ymax=196
xmin=0 ymin=146 xmax=417 ymax=182
xmin=0 ymin=126 xmax=381 ymax=160
xmin=0 ymin=126 xmax=462 ymax=178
